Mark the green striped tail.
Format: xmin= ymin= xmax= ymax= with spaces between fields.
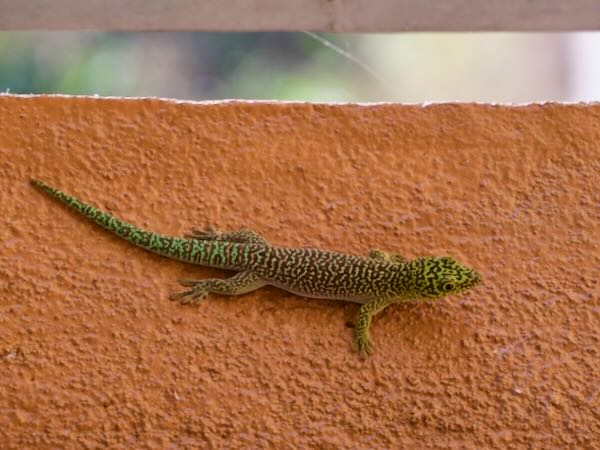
xmin=30 ymin=178 xmax=253 ymax=270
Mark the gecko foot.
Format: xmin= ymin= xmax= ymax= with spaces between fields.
xmin=354 ymin=335 xmax=374 ymax=358
xmin=178 ymin=279 xmax=205 ymax=287
xmin=183 ymin=225 xmax=218 ymax=240
xmin=169 ymin=280 xmax=210 ymax=305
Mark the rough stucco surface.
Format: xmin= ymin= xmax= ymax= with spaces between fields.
xmin=0 ymin=96 xmax=598 ymax=448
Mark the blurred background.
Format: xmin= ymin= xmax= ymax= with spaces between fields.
xmin=1 ymin=32 xmax=599 ymax=102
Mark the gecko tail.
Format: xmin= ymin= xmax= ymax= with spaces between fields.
xmin=31 ymin=178 xmax=139 ymax=233
xmin=31 ymin=178 xmax=163 ymax=252
xmin=30 ymin=178 xmax=251 ymax=270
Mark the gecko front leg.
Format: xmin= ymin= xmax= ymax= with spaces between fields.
xmin=354 ymin=297 xmax=395 ymax=357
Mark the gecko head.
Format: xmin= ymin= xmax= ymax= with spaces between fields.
xmin=410 ymin=256 xmax=480 ymax=299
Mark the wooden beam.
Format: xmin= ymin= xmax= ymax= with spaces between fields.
xmin=1 ymin=0 xmax=599 ymax=31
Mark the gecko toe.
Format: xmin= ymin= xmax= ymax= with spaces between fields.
xmin=169 ymin=290 xmax=193 ymax=301
xmin=354 ymin=337 xmax=374 ymax=358
xmin=178 ymin=279 xmax=203 ymax=287
xmin=186 ymin=226 xmax=219 ymax=240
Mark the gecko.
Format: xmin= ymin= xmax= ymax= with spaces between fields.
xmin=31 ymin=179 xmax=480 ymax=356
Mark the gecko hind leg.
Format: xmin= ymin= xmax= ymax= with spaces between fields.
xmin=185 ymin=226 xmax=268 ymax=244
xmin=368 ymin=249 xmax=406 ymax=264
xmin=169 ymin=271 xmax=267 ymax=306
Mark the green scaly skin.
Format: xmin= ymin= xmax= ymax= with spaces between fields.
xmin=31 ymin=179 xmax=481 ymax=357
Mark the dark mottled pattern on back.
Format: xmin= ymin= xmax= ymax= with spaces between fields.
xmin=249 ymin=246 xmax=408 ymax=301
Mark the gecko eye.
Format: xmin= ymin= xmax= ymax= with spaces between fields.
xmin=442 ymin=282 xmax=455 ymax=292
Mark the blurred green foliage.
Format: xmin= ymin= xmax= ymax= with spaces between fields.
xmin=0 ymin=32 xmax=361 ymax=100
xmin=0 ymin=32 xmax=578 ymax=102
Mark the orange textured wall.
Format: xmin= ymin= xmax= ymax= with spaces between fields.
xmin=0 ymin=95 xmax=598 ymax=448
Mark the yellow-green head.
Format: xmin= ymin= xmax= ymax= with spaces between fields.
xmin=407 ymin=256 xmax=480 ymax=299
